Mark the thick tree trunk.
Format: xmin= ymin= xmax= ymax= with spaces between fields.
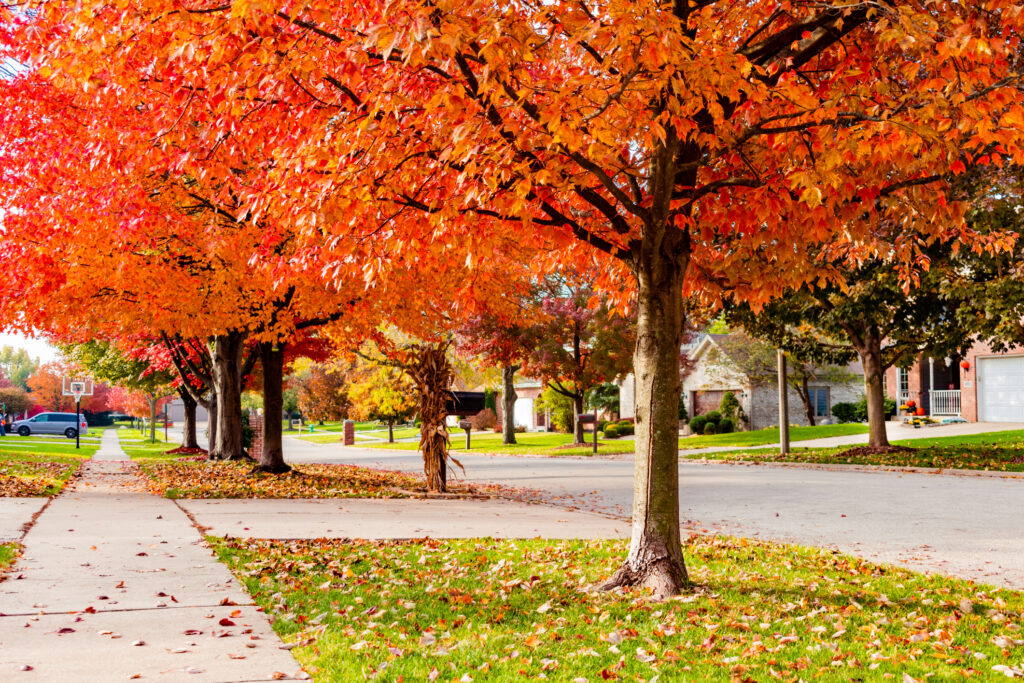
xmin=178 ymin=388 xmax=200 ymax=450
xmin=572 ymin=394 xmax=586 ymax=444
xmin=795 ymin=375 xmax=816 ymax=426
xmin=255 ymin=342 xmax=291 ymax=474
xmin=387 ymin=421 xmax=394 ymax=443
xmin=857 ymin=333 xmax=890 ymax=448
xmin=210 ymin=332 xmax=249 ymax=461
xmin=603 ymin=244 xmax=689 ymax=597
xmin=207 ymin=395 xmax=218 ymax=456
xmin=501 ymin=365 xmax=518 ymax=445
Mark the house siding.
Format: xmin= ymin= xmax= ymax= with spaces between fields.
xmin=749 ymin=381 xmax=863 ymax=430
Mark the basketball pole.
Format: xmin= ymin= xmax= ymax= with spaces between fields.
xmin=75 ymin=397 xmax=81 ymax=450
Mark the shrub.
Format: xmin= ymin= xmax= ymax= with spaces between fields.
xmin=831 ymin=402 xmax=858 ymax=423
xmin=678 ymin=398 xmax=688 ymax=423
xmin=603 ymin=425 xmax=620 ymax=439
xmin=703 ymin=410 xmax=722 ymax=425
xmin=718 ymin=417 xmax=735 ymax=434
xmin=513 ymin=425 xmax=527 ymax=433
xmin=469 ymin=408 xmax=497 ymax=431
xmin=702 ymin=422 xmax=718 ymax=435
xmin=718 ymin=392 xmax=747 ymax=429
xmin=688 ymin=415 xmax=708 ymax=434
xmin=597 ymin=420 xmax=609 ymax=433
xmin=617 ymin=418 xmax=635 ymax=425
xmin=617 ymin=423 xmax=635 ymax=436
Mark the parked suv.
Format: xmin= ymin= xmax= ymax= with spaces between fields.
xmin=12 ymin=412 xmax=89 ymax=439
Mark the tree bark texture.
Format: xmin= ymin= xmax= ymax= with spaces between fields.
xmin=148 ymin=396 xmax=158 ymax=444
xmin=857 ymin=333 xmax=890 ymax=448
xmin=572 ymin=394 xmax=586 ymax=444
xmin=501 ymin=364 xmax=518 ymax=445
xmin=178 ymin=388 xmax=200 ymax=449
xmin=256 ymin=342 xmax=291 ymax=474
xmin=210 ymin=332 xmax=249 ymax=460
xmin=796 ymin=375 xmax=816 ymax=426
xmin=603 ymin=246 xmax=689 ymax=596
xmin=207 ymin=395 xmax=218 ymax=458
xmin=406 ymin=343 xmax=457 ymax=493
xmin=387 ymin=422 xmax=394 ymax=443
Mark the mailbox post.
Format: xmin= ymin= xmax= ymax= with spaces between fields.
xmin=577 ymin=412 xmax=598 ymax=455
xmin=458 ymin=419 xmax=473 ymax=449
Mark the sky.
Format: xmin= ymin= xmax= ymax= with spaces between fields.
xmin=0 ymin=331 xmax=59 ymax=364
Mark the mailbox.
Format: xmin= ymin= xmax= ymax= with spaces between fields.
xmin=458 ymin=420 xmax=472 ymax=430
xmin=444 ymin=391 xmax=486 ymax=415
xmin=576 ymin=413 xmax=596 ymax=424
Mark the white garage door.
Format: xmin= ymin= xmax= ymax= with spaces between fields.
xmin=978 ymin=356 xmax=1024 ymax=422
xmin=513 ymin=398 xmax=535 ymax=429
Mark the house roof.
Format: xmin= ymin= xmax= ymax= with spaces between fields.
xmin=690 ymin=332 xmax=864 ymax=377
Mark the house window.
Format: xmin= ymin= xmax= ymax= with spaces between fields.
xmin=808 ymin=387 xmax=829 ymax=417
xmin=898 ymin=368 xmax=909 ymax=395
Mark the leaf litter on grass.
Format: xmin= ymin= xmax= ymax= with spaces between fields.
xmin=212 ymin=535 xmax=1024 ymax=682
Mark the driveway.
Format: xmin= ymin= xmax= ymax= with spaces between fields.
xmin=282 ymin=434 xmax=1024 ymax=589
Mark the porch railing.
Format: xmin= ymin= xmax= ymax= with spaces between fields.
xmin=929 ymin=390 xmax=961 ymax=416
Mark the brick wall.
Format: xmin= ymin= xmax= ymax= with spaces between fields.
xmin=248 ymin=411 xmax=263 ymax=456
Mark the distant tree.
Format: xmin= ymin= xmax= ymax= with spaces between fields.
xmin=282 ymin=386 xmax=301 ymax=431
xmin=348 ymin=363 xmax=417 ymax=443
xmin=293 ymin=361 xmax=350 ymax=424
xmin=586 ymin=383 xmax=620 ymax=417
xmin=708 ymin=333 xmax=856 ymax=426
xmin=0 ymin=347 xmax=39 ymax=391
xmin=27 ymin=362 xmax=73 ymax=411
xmin=727 ymin=245 xmax=972 ymax=448
xmin=0 ymin=386 xmax=33 ymax=417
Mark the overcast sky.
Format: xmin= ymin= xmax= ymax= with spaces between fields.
xmin=0 ymin=331 xmax=59 ymax=364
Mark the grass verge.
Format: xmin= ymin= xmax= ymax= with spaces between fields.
xmin=0 ymin=450 xmax=88 ymax=496
xmin=686 ymin=428 xmax=1024 ymax=472
xmin=0 ymin=542 xmax=20 ymax=575
xmin=213 ymin=536 xmax=1024 ymax=681
xmin=370 ymin=431 xmax=634 ymax=457
xmin=679 ymin=423 xmax=869 ymax=448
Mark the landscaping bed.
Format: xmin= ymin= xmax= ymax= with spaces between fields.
xmin=213 ymin=535 xmax=1024 ymax=681
xmin=136 ymin=460 xmax=513 ymax=499
xmin=0 ymin=451 xmax=88 ymax=496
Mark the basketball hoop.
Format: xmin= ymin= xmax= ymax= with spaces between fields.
xmin=61 ymin=379 xmax=94 ymax=451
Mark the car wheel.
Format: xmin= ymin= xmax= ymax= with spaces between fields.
xmin=65 ymin=428 xmax=78 ymax=439
xmin=18 ymin=426 xmax=30 ymax=437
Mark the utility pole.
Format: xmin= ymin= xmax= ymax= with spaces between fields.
xmin=778 ymin=350 xmax=789 ymax=455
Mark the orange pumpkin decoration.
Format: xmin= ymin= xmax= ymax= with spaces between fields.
xmin=916 ymin=408 xmax=926 ymax=416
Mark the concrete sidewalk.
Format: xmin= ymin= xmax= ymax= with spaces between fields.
xmin=0 ymin=431 xmax=305 ymax=682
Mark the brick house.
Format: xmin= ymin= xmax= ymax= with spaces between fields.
xmin=493 ymin=379 xmax=548 ymax=430
xmin=620 ymin=333 xmax=863 ymax=430
xmin=884 ymin=340 xmax=1024 ymax=422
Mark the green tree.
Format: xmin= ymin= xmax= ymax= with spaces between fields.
xmin=726 ymin=247 xmax=972 ymax=448
xmin=0 ymin=347 xmax=39 ymax=391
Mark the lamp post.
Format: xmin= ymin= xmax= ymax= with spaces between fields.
xmin=778 ymin=349 xmax=789 ymax=455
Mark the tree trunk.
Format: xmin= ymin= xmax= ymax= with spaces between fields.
xmin=572 ymin=393 xmax=586 ymax=445
xmin=603 ymin=241 xmax=689 ymax=597
xmin=501 ymin=364 xmax=518 ymax=445
xmin=148 ymin=396 xmax=158 ymax=444
xmin=795 ymin=375 xmax=816 ymax=426
xmin=210 ymin=332 xmax=249 ymax=461
xmin=856 ymin=332 xmax=890 ymax=448
xmin=178 ymin=388 xmax=200 ymax=450
xmin=207 ymin=395 xmax=218 ymax=457
xmin=388 ymin=421 xmax=394 ymax=443
xmin=255 ymin=342 xmax=291 ymax=474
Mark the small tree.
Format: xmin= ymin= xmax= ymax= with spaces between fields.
xmin=348 ymin=364 xmax=417 ymax=443
xmin=293 ymin=361 xmax=350 ymax=424
xmin=0 ymin=386 xmax=33 ymax=417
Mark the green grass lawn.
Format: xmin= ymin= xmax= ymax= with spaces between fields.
xmin=299 ymin=426 xmax=422 ymax=444
xmin=117 ymin=430 xmax=183 ymax=459
xmin=0 ymin=450 xmax=89 ymax=496
xmin=0 ymin=542 xmax=19 ymax=573
xmin=370 ymin=430 xmax=634 ymax=456
xmin=0 ymin=437 xmax=99 ymax=457
xmin=687 ymin=428 xmax=1024 ymax=471
xmin=214 ymin=535 xmax=1024 ymax=682
xmin=679 ymin=423 xmax=869 ymax=448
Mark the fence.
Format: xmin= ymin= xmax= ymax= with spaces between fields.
xmin=929 ymin=390 xmax=961 ymax=416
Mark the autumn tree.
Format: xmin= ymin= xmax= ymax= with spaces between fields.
xmin=0 ymin=387 xmax=33 ymax=417
xmin=292 ymin=361 xmax=351 ymax=424
xmin=0 ymin=347 xmax=37 ymax=391
xmin=27 ymin=363 xmax=72 ymax=412
xmin=347 ymin=362 xmax=417 ymax=443
xmin=6 ymin=0 xmax=1024 ymax=594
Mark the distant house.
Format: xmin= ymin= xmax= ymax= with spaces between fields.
xmin=885 ymin=340 xmax=1024 ymax=422
xmin=493 ymin=378 xmax=549 ymax=431
xmin=620 ymin=333 xmax=864 ymax=430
